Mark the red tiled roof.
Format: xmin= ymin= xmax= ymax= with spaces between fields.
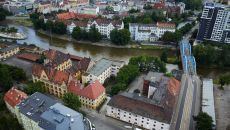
xmin=157 ymin=22 xmax=176 ymax=28
xmin=153 ymin=2 xmax=165 ymax=9
xmin=167 ymin=78 xmax=180 ymax=96
xmin=68 ymin=80 xmax=105 ymax=100
xmin=4 ymin=87 xmax=27 ymax=108
xmin=57 ymin=12 xmax=96 ymax=20
xmin=18 ymin=53 xmax=41 ymax=62
xmin=32 ymin=64 xmax=70 ymax=85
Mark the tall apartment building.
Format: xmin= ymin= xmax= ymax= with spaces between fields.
xmin=196 ymin=2 xmax=230 ymax=43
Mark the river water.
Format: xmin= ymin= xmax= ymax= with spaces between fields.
xmin=1 ymin=21 xmax=228 ymax=79
xmin=11 ymin=24 xmax=173 ymax=62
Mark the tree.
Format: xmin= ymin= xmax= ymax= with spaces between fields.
xmin=0 ymin=66 xmax=13 ymax=91
xmin=72 ymin=27 xmax=82 ymax=40
xmin=219 ymin=74 xmax=230 ymax=87
xmin=24 ymin=81 xmax=45 ymax=95
xmin=88 ymin=26 xmax=102 ymax=42
xmin=143 ymin=4 xmax=152 ymax=10
xmin=63 ymin=92 xmax=81 ymax=111
xmin=161 ymin=50 xmax=168 ymax=63
xmin=0 ymin=12 xmax=6 ymax=21
xmin=193 ymin=112 xmax=213 ymax=130
xmin=110 ymin=29 xmax=130 ymax=45
xmin=143 ymin=17 xmax=152 ymax=24
xmin=36 ymin=54 xmax=46 ymax=64
xmin=105 ymin=6 xmax=114 ymax=12
xmin=52 ymin=21 xmax=67 ymax=34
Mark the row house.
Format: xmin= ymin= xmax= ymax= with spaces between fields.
xmin=129 ymin=22 xmax=176 ymax=42
xmin=0 ymin=44 xmax=20 ymax=60
xmin=32 ymin=64 xmax=72 ymax=97
xmin=68 ymin=80 xmax=106 ymax=110
xmin=82 ymin=58 xmax=125 ymax=84
xmin=16 ymin=92 xmax=90 ymax=130
xmin=44 ymin=49 xmax=72 ymax=71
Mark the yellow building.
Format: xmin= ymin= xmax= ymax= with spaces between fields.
xmin=44 ymin=49 xmax=72 ymax=72
xmin=68 ymin=80 xmax=106 ymax=109
xmin=32 ymin=64 xmax=71 ymax=97
xmin=0 ymin=44 xmax=19 ymax=60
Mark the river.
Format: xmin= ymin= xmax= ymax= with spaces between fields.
xmin=4 ymin=24 xmax=174 ymax=63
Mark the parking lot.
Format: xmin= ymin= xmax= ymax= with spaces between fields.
xmin=1 ymin=56 xmax=34 ymax=79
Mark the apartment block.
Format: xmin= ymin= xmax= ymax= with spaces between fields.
xmin=129 ymin=22 xmax=176 ymax=42
xmin=196 ymin=2 xmax=230 ymax=43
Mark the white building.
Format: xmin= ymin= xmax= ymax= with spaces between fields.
xmin=129 ymin=22 xmax=176 ymax=42
xmin=87 ymin=19 xmax=124 ymax=38
xmin=82 ymin=58 xmax=124 ymax=84
xmin=106 ymin=93 xmax=171 ymax=130
xmin=74 ymin=5 xmax=99 ymax=15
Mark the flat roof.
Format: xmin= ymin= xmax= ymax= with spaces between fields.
xmin=39 ymin=103 xmax=89 ymax=130
xmin=17 ymin=92 xmax=58 ymax=123
xmin=202 ymin=79 xmax=216 ymax=125
xmin=88 ymin=58 xmax=124 ymax=76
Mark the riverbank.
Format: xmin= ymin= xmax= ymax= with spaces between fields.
xmin=37 ymin=29 xmax=176 ymax=50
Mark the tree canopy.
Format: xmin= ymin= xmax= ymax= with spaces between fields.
xmin=110 ymin=29 xmax=130 ymax=45
xmin=88 ymin=25 xmax=102 ymax=42
xmin=63 ymin=92 xmax=81 ymax=111
xmin=0 ymin=64 xmax=27 ymax=91
xmin=193 ymin=112 xmax=213 ymax=130
xmin=24 ymin=81 xmax=45 ymax=95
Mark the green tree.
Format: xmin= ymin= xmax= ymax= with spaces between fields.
xmin=219 ymin=74 xmax=230 ymax=87
xmin=88 ymin=26 xmax=102 ymax=42
xmin=143 ymin=17 xmax=152 ymax=24
xmin=52 ymin=21 xmax=67 ymax=34
xmin=161 ymin=50 xmax=168 ymax=63
xmin=110 ymin=29 xmax=130 ymax=45
xmin=72 ymin=26 xmax=82 ymax=40
xmin=0 ymin=66 xmax=13 ymax=91
xmin=24 ymin=81 xmax=45 ymax=95
xmin=105 ymin=6 xmax=114 ymax=12
xmin=143 ymin=4 xmax=152 ymax=10
xmin=0 ymin=95 xmax=6 ymax=111
xmin=36 ymin=54 xmax=46 ymax=64
xmin=193 ymin=112 xmax=213 ymax=130
xmin=0 ymin=12 xmax=6 ymax=21
xmin=63 ymin=92 xmax=81 ymax=111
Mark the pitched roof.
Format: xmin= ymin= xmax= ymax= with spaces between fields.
xmin=32 ymin=64 xmax=70 ymax=85
xmin=18 ymin=53 xmax=41 ymax=62
xmin=157 ymin=22 xmax=176 ymax=28
xmin=4 ymin=87 xmax=28 ymax=108
xmin=56 ymin=12 xmax=96 ymax=20
xmin=108 ymin=93 xmax=171 ymax=123
xmin=68 ymin=80 xmax=105 ymax=100
xmin=167 ymin=78 xmax=180 ymax=96
xmin=44 ymin=49 xmax=70 ymax=67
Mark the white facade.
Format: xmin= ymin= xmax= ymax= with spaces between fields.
xmin=19 ymin=113 xmax=40 ymax=130
xmin=88 ymin=20 xmax=124 ymax=38
xmin=76 ymin=6 xmax=99 ymax=15
xmin=129 ymin=23 xmax=175 ymax=42
xmin=106 ymin=106 xmax=170 ymax=130
xmin=82 ymin=58 xmax=124 ymax=84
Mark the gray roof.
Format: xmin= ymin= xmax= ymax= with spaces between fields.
xmin=88 ymin=58 xmax=124 ymax=76
xmin=39 ymin=103 xmax=89 ymax=130
xmin=202 ymin=79 xmax=216 ymax=125
xmin=107 ymin=92 xmax=172 ymax=123
xmin=129 ymin=23 xmax=156 ymax=27
xmin=17 ymin=92 xmax=58 ymax=123
xmin=0 ymin=44 xmax=19 ymax=53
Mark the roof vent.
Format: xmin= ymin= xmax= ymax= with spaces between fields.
xmin=66 ymin=114 xmax=71 ymax=117
xmin=71 ymin=118 xmax=74 ymax=123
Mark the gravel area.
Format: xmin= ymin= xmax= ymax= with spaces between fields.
xmin=214 ymin=85 xmax=230 ymax=130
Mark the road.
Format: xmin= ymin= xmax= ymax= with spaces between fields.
xmin=84 ymin=108 xmax=128 ymax=130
